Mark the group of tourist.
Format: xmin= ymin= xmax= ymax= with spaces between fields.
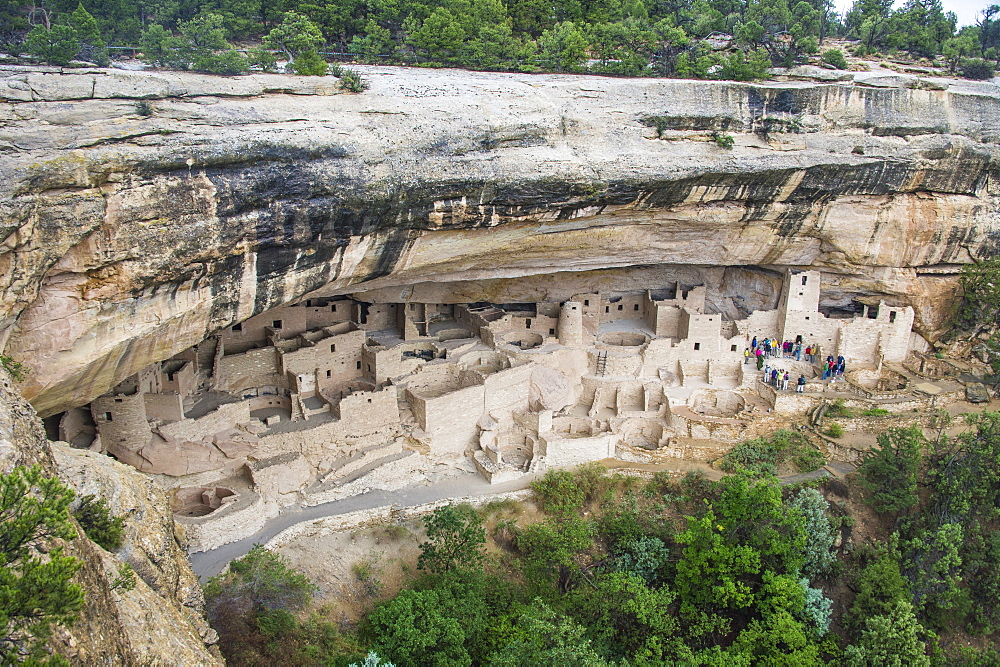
xmin=744 ymin=336 xmax=818 ymax=370
xmin=741 ymin=335 xmax=846 ymax=393
xmin=760 ymin=363 xmax=808 ymax=393
xmin=822 ymin=355 xmax=847 ymax=380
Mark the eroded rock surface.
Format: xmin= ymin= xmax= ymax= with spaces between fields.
xmin=0 ymin=364 xmax=220 ymax=664
xmin=1 ymin=65 xmax=998 ymax=415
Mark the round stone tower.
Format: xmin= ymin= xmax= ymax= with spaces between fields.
xmin=558 ymin=301 xmax=584 ymax=347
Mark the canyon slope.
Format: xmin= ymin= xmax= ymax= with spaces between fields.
xmin=0 ymin=364 xmax=221 ymax=663
xmin=1 ymin=64 xmax=998 ymax=415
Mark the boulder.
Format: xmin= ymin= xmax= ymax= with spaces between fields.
xmin=966 ymin=382 xmax=991 ymax=404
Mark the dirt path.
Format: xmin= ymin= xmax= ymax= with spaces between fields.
xmin=188 ymin=472 xmax=532 ymax=581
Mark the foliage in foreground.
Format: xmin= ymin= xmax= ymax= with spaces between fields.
xmin=204 ymin=545 xmax=337 ymax=663
xmin=73 ymin=494 xmax=126 ymax=551
xmin=0 ymin=465 xmax=84 ymax=663
xmin=205 ymin=413 xmax=1000 ymax=665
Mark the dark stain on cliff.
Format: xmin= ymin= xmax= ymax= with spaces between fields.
xmin=363 ymin=229 xmax=419 ymax=282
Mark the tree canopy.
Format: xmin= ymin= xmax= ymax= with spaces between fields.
xmin=3 ymin=0 xmax=998 ymax=81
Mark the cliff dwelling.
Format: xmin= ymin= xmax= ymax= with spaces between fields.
xmin=49 ymin=268 xmax=941 ymax=552
xmin=4 ymin=60 xmax=1000 ymax=664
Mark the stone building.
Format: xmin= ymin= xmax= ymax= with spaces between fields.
xmin=74 ymin=269 xmax=921 ymax=491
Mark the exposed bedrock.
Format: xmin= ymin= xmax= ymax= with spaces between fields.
xmin=1 ymin=65 xmax=998 ymax=415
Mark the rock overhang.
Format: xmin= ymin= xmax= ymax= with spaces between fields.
xmin=1 ymin=64 xmax=998 ymax=415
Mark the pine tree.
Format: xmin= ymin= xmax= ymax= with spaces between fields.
xmin=0 ymin=466 xmax=84 ymax=662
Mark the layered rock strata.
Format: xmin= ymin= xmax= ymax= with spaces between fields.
xmin=1 ymin=64 xmax=998 ymax=415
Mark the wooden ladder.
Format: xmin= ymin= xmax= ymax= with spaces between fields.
xmin=596 ymin=352 xmax=608 ymax=375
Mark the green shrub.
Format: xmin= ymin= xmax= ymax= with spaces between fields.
xmin=613 ymin=536 xmax=669 ymax=585
xmin=843 ymin=600 xmax=929 ymax=666
xmin=291 ymin=49 xmax=328 ymax=75
xmin=0 ymin=355 xmax=27 ymax=381
xmin=111 ymin=563 xmax=137 ymax=592
xmin=960 ymin=58 xmax=995 ymax=80
xmin=247 ymin=47 xmax=278 ymax=72
xmin=821 ymin=48 xmax=848 ymax=69
xmin=719 ymin=429 xmax=823 ymax=476
xmin=862 ymin=407 xmax=890 ymax=417
xmin=789 ymin=488 xmax=837 ymax=580
xmin=598 ymin=500 xmax=644 ymax=546
xmin=826 ymin=399 xmax=853 ymax=418
xmin=718 ymin=48 xmax=771 ymax=81
xmin=531 ymin=469 xmax=585 ymax=515
xmin=857 ymin=424 xmax=923 ymax=513
xmin=479 ymin=498 xmax=520 ymax=517
xmin=205 ymin=545 xmax=317 ymax=661
xmin=192 ymin=49 xmax=249 ymax=75
xmin=720 ymin=437 xmax=779 ymax=476
xmin=338 ymin=67 xmax=369 ymax=92
xmin=74 ymin=494 xmax=125 ymax=551
xmin=824 ymin=423 xmax=844 ymax=438
xmin=380 ymin=523 xmax=410 ymax=540
xmin=418 ymin=504 xmax=485 ymax=574
xmin=849 ymin=556 xmax=912 ymax=625
xmin=573 ymin=462 xmax=612 ymax=506
xmin=793 ymin=446 xmax=827 ymax=472
xmin=644 ymin=470 xmax=673 ymax=497
xmin=24 ymin=24 xmax=81 ymax=66
xmin=711 ymin=132 xmax=735 ymax=148
xmin=205 ymin=546 xmax=316 ymax=616
xmin=352 ymin=555 xmax=383 ymax=597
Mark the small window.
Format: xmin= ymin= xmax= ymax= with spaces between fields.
xmin=305 ymin=300 xmax=312 ymax=307
xmin=326 ymin=370 xmax=332 ymax=378
xmin=104 ymin=412 xmax=113 ymax=421
xmin=889 ymin=311 xmax=897 ymax=323
xmin=525 ymin=319 xmax=532 ymax=329
xmin=572 ymin=306 xmax=577 ymax=310
xmin=231 ymin=323 xmax=243 ymax=332
xmin=801 ymin=275 xmax=808 ymax=285
xmin=605 ymin=306 xmax=610 ymax=313
xmin=114 ymin=398 xmax=122 ymax=403
xmin=367 ymin=398 xmax=372 ymax=403
xmin=367 ymin=364 xmax=372 ymax=372
xmin=410 ymin=303 xmax=416 ymax=311
xmin=618 ymin=305 xmax=623 ymax=311
xmin=798 ymin=292 xmax=804 ymax=296
xmin=634 ymin=304 xmax=639 ymax=311
xmin=330 ymin=344 xmax=336 ymax=353
xmin=805 ymin=316 xmax=810 ymax=320
xmin=731 ymin=345 xmax=737 ymax=352
xmin=331 ymin=304 xmax=337 ymax=312
xmin=356 ymin=361 xmax=361 ymax=369
xmin=549 ymin=328 xmax=555 ymax=335
xmin=272 ymin=319 xmax=283 ymax=329
xmin=694 ymin=343 xmax=701 ymax=350
xmin=584 ymin=299 xmax=590 ymax=306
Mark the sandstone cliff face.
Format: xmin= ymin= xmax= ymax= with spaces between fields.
xmin=1 ymin=64 xmax=998 ymax=415
xmin=0 ymin=366 xmax=220 ymax=664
